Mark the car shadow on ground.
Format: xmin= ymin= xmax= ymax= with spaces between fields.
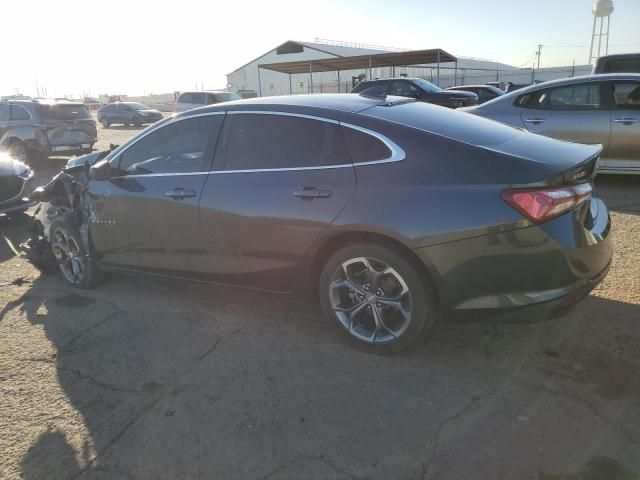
xmin=4 ymin=266 xmax=639 ymax=479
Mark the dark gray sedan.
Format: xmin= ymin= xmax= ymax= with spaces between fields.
xmin=98 ymin=102 xmax=163 ymax=128
xmin=30 ymin=94 xmax=611 ymax=352
xmin=463 ymin=74 xmax=640 ymax=174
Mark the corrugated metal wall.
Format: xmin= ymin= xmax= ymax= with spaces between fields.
xmin=227 ymin=47 xmax=593 ymax=96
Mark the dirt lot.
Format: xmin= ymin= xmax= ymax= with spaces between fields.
xmin=1 ymin=119 xmax=639 ymax=480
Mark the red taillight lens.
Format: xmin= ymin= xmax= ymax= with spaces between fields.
xmin=501 ymin=183 xmax=592 ymax=223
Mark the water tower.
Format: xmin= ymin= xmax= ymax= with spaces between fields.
xmin=589 ymin=0 xmax=614 ymax=63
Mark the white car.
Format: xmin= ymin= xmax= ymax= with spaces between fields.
xmin=174 ymin=91 xmax=241 ymax=112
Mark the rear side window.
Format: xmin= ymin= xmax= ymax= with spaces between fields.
xmin=117 ymin=115 xmax=223 ymax=175
xmin=39 ymin=104 xmax=92 ymax=120
xmin=219 ymin=114 xmax=350 ymax=170
xmin=342 ymin=126 xmax=391 ymax=163
xmin=10 ymin=105 xmax=30 ymax=120
xmin=610 ymin=82 xmax=640 ymax=110
xmin=206 ymin=93 xmax=217 ymax=105
xmin=179 ymin=93 xmax=193 ymax=104
xmin=518 ymin=84 xmax=601 ymax=110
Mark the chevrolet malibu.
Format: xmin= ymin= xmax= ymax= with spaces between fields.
xmin=33 ymin=94 xmax=612 ymax=352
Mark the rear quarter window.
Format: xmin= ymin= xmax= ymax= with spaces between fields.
xmin=602 ymin=58 xmax=640 ymax=73
xmin=341 ymin=126 xmax=391 ymax=163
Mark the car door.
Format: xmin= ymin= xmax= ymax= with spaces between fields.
xmin=518 ymin=82 xmax=611 ymax=155
xmin=198 ymin=111 xmax=356 ymax=292
xmin=87 ymin=113 xmax=224 ymax=272
xmin=603 ymin=80 xmax=640 ymax=172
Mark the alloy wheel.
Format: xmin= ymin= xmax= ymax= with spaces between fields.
xmin=329 ymin=257 xmax=413 ymax=344
xmin=51 ymin=227 xmax=85 ymax=284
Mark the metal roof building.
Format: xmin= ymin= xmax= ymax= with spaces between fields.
xmin=226 ymin=40 xmax=520 ymax=97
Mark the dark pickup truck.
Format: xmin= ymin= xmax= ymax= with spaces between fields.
xmin=351 ymin=77 xmax=478 ymax=108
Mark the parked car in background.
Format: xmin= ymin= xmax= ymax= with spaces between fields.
xmin=236 ymin=89 xmax=258 ymax=99
xmin=463 ymin=74 xmax=640 ymax=174
xmin=447 ymin=85 xmax=504 ymax=104
xmin=0 ymin=99 xmax=96 ymax=161
xmin=593 ymin=53 xmax=640 ymax=74
xmin=33 ymin=93 xmax=611 ymax=352
xmin=0 ymin=154 xmax=36 ymax=215
xmin=486 ymin=81 xmax=507 ymax=91
xmin=98 ymin=102 xmax=163 ymax=128
xmin=504 ymin=82 xmax=532 ymax=93
xmin=351 ymin=78 xmax=478 ymax=108
xmin=174 ymin=91 xmax=242 ymax=112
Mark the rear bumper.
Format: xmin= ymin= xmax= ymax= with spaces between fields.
xmin=414 ymin=195 xmax=613 ymax=320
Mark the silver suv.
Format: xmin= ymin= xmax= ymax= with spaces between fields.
xmin=174 ymin=91 xmax=241 ymax=112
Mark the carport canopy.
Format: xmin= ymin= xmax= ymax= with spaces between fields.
xmin=258 ymin=48 xmax=457 ymax=75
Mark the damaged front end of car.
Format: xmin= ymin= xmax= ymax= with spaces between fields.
xmin=20 ymin=150 xmax=112 ymax=273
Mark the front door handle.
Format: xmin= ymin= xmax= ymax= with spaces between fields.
xmin=524 ymin=117 xmax=546 ymax=124
xmin=166 ymin=188 xmax=196 ymax=200
xmin=613 ymin=117 xmax=640 ymax=124
xmin=293 ymin=188 xmax=331 ymax=200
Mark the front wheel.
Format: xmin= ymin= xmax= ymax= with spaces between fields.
xmin=319 ymin=243 xmax=436 ymax=353
xmin=49 ymin=219 xmax=98 ymax=289
xmin=101 ymin=118 xmax=110 ymax=128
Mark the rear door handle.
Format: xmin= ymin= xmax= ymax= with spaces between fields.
xmin=293 ymin=188 xmax=331 ymax=199
xmin=166 ymin=188 xmax=196 ymax=200
xmin=524 ymin=117 xmax=546 ymax=124
xmin=613 ymin=118 xmax=640 ymax=124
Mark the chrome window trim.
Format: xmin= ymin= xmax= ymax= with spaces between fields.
xmin=111 ymin=110 xmax=406 ymax=178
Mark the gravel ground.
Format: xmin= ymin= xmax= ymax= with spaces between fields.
xmin=0 ymin=120 xmax=639 ymax=480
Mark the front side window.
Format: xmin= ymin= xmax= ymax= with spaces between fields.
xmin=610 ymin=82 xmax=640 ymax=110
xmin=412 ymin=78 xmax=442 ymax=93
xmin=117 ymin=115 xmax=223 ymax=175
xmin=518 ymin=84 xmax=601 ymax=110
xmin=219 ymin=114 xmax=350 ymax=170
xmin=206 ymin=94 xmax=218 ymax=105
xmin=10 ymin=105 xmax=30 ymax=121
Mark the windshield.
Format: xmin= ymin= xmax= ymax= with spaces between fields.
xmin=39 ymin=104 xmax=92 ymax=121
xmin=127 ymin=103 xmax=150 ymax=110
xmin=215 ymin=92 xmax=241 ymax=102
xmin=413 ymin=78 xmax=442 ymax=92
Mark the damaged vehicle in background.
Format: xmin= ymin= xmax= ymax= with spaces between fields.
xmin=0 ymin=154 xmax=36 ymax=216
xmin=0 ymin=99 xmax=97 ymax=162
xmin=23 ymin=94 xmax=612 ymax=353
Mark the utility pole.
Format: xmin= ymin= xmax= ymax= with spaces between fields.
xmin=536 ymin=44 xmax=543 ymax=70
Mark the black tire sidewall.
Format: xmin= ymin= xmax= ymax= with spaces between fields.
xmin=319 ymin=243 xmax=435 ymax=354
xmin=49 ymin=218 xmax=97 ymax=289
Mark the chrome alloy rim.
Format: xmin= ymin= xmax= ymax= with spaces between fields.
xmin=51 ymin=228 xmax=85 ymax=284
xmin=329 ymin=257 xmax=413 ymax=344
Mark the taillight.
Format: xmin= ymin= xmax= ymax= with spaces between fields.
xmin=501 ymin=183 xmax=593 ymax=224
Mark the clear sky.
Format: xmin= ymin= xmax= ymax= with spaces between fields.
xmin=4 ymin=0 xmax=640 ymax=98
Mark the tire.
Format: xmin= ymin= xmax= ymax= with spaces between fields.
xmin=319 ymin=243 xmax=436 ymax=353
xmin=8 ymin=140 xmax=29 ymax=163
xmin=49 ymin=218 xmax=99 ymax=289
xmin=101 ymin=118 xmax=110 ymax=128
xmin=132 ymin=116 xmax=142 ymax=128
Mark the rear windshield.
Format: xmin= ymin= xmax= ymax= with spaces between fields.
xmin=39 ymin=104 xmax=92 ymax=121
xmin=364 ymin=101 xmax=519 ymax=147
xmin=601 ymin=58 xmax=640 ymax=73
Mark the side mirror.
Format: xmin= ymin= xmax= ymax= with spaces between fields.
xmin=89 ymin=159 xmax=112 ymax=181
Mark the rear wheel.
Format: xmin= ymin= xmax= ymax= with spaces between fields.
xmin=319 ymin=243 xmax=436 ymax=353
xmin=49 ymin=219 xmax=98 ymax=289
xmin=132 ymin=116 xmax=142 ymax=127
xmin=8 ymin=140 xmax=29 ymax=163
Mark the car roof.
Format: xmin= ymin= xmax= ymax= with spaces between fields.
xmin=176 ymin=94 xmax=400 ymax=115
xmin=516 ymin=73 xmax=640 ymax=92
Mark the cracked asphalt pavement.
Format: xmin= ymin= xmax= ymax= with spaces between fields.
xmin=1 ymin=121 xmax=639 ymax=479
